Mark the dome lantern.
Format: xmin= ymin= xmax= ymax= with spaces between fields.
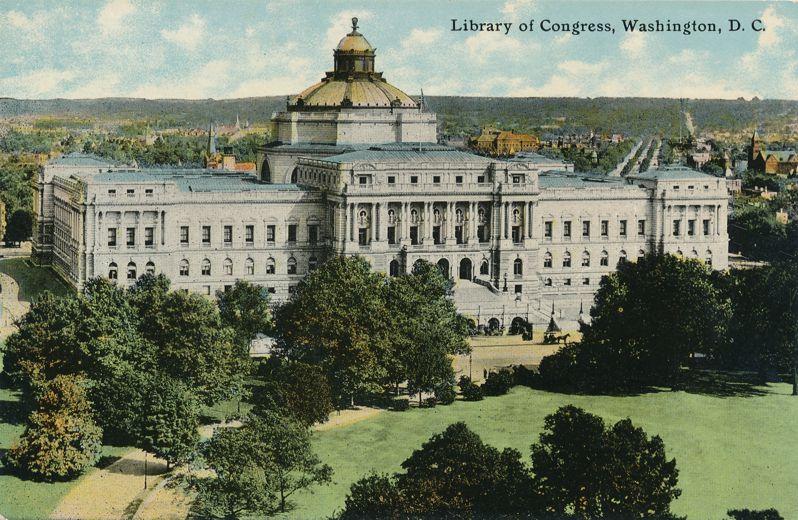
xmin=334 ymin=17 xmax=376 ymax=75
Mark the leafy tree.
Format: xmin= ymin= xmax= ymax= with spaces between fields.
xmin=384 ymin=261 xmax=469 ymax=400
xmin=183 ymin=412 xmax=332 ymax=518
xmin=5 ymin=377 xmax=102 ymax=481
xmin=727 ymin=509 xmax=784 ymax=520
xmin=217 ymin=280 xmax=273 ymax=353
xmin=482 ymin=368 xmax=514 ymax=396
xmin=273 ymin=256 xmax=392 ymax=405
xmin=5 ymin=208 xmax=33 ymax=244
xmin=141 ymin=288 xmax=249 ymax=405
xmin=251 ymin=359 xmax=333 ymax=426
xmin=138 ymin=375 xmax=200 ymax=468
xmin=530 ymin=405 xmax=680 ymax=519
xmin=341 ymin=422 xmax=535 ymax=518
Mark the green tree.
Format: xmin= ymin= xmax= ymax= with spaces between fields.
xmin=138 ymin=375 xmax=200 ymax=468
xmin=5 ymin=377 xmax=102 ymax=481
xmin=273 ymin=256 xmax=392 ymax=405
xmin=727 ymin=509 xmax=784 ymax=520
xmin=183 ymin=412 xmax=332 ymax=518
xmin=530 ymin=405 xmax=680 ymax=519
xmin=5 ymin=208 xmax=34 ymax=244
xmin=251 ymin=359 xmax=334 ymax=426
xmin=217 ymin=280 xmax=273 ymax=353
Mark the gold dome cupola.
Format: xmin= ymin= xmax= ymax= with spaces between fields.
xmin=334 ymin=18 xmax=375 ymax=75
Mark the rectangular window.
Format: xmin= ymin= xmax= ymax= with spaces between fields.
xmin=564 ymin=278 xmax=572 ymax=286
xmin=358 ymin=228 xmax=368 ymax=246
xmin=432 ymin=226 xmax=441 ymax=245
xmin=544 ymin=221 xmax=553 ymax=239
xmin=515 ymin=284 xmax=523 ymax=294
xmin=126 ymin=227 xmax=135 ymax=247
xmin=126 ymin=189 xmax=135 ymax=197
xmin=563 ymin=221 xmax=572 ymax=238
xmin=387 ymin=227 xmax=396 ymax=245
xmin=108 ymin=189 xmax=116 ymax=196
xmin=477 ymin=175 xmax=485 ymax=183
xmin=703 ymin=219 xmax=710 ymax=236
xmin=203 ymin=285 xmax=211 ymax=295
xmin=433 ymin=176 xmax=441 ymax=184
xmin=245 ymin=225 xmax=255 ymax=244
xmin=107 ymin=228 xmax=117 ymax=247
xmin=456 ymin=175 xmax=463 ymax=184
xmin=266 ymin=225 xmax=276 ymax=243
xmin=202 ymin=226 xmax=211 ymax=244
xmin=180 ymin=226 xmax=189 ymax=245
xmin=582 ymin=221 xmax=590 ymax=238
xmin=287 ymin=224 xmax=297 ymax=242
xmin=359 ymin=176 xmax=367 ymax=185
xmin=145 ymin=188 xmax=153 ymax=197
xmin=582 ymin=277 xmax=590 ymax=285
xmin=478 ymin=225 xmax=487 ymax=243
xmin=144 ymin=227 xmax=154 ymax=247
xmin=307 ymin=224 xmax=318 ymax=244
xmin=601 ymin=220 xmax=609 ymax=237
xmin=688 ymin=219 xmax=696 ymax=236
xmin=512 ymin=175 xmax=523 ymax=184
xmin=637 ymin=219 xmax=646 ymax=236
xmin=288 ymin=285 xmax=297 ymax=294
xmin=455 ymin=226 xmax=463 ymax=245
xmin=387 ymin=176 xmax=395 ymax=184
xmin=673 ymin=220 xmax=681 ymax=236
xmin=512 ymin=226 xmax=521 ymax=244
xmin=619 ymin=220 xmax=627 ymax=237
xmin=410 ymin=176 xmax=419 ymax=184
xmin=410 ymin=226 xmax=419 ymax=245
xmin=224 ymin=225 xmax=233 ymax=244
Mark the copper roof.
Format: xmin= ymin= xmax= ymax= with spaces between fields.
xmin=291 ymin=76 xmax=417 ymax=109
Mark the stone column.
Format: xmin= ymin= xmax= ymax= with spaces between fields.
xmin=370 ymin=204 xmax=376 ymax=244
xmin=503 ymin=202 xmax=510 ymax=239
xmin=349 ymin=203 xmax=355 ymax=242
xmin=527 ymin=201 xmax=534 ymax=238
xmin=469 ymin=202 xmax=477 ymax=242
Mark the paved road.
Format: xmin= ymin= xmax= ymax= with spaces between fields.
xmin=609 ymin=139 xmax=643 ymax=177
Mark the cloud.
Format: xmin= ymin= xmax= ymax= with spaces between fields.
xmin=161 ymin=14 xmax=206 ymax=51
xmin=4 ymin=9 xmax=57 ymax=42
xmin=65 ymin=75 xmax=122 ymax=99
xmin=401 ymin=28 xmax=443 ymax=52
xmin=501 ymin=0 xmax=535 ymax=20
xmin=465 ymin=32 xmax=530 ymax=63
xmin=620 ymin=31 xmax=646 ymax=56
xmin=757 ymin=6 xmax=785 ymax=49
xmin=129 ymin=60 xmax=230 ymax=99
xmin=0 ymin=69 xmax=77 ymax=98
xmin=324 ymin=10 xmax=374 ymax=51
xmin=557 ymin=60 xmax=607 ymax=76
xmin=98 ymin=0 xmax=136 ymax=36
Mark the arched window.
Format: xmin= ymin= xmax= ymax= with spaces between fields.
xmin=455 ymin=208 xmax=463 ymax=223
xmin=619 ymin=250 xmax=627 ymax=263
xmin=202 ymin=258 xmax=211 ymax=276
xmin=675 ymin=249 xmax=683 ymax=258
xmin=691 ymin=249 xmax=698 ymax=258
xmin=127 ymin=261 xmax=137 ymax=280
xmin=600 ymin=250 xmax=609 ymax=266
xmin=223 ymin=258 xmax=233 ymax=276
xmin=108 ymin=262 xmax=118 ymax=280
xmin=513 ymin=258 xmax=523 ymax=276
xmin=562 ymin=251 xmax=571 ymax=268
xmin=287 ymin=257 xmax=297 ymax=275
xmin=308 ymin=256 xmax=318 ymax=272
xmin=179 ymin=259 xmax=189 ymax=276
xmin=389 ymin=259 xmax=400 ymax=277
xmin=705 ymin=250 xmax=713 ymax=267
xmin=581 ymin=251 xmax=590 ymax=267
xmin=480 ymin=259 xmax=489 ymax=275
xmin=638 ymin=249 xmax=645 ymax=261
xmin=145 ymin=261 xmax=155 ymax=275
xmin=543 ymin=252 xmax=552 ymax=268
xmin=266 ymin=257 xmax=276 ymax=274
xmin=245 ymin=258 xmax=254 ymax=275
xmin=290 ymin=167 xmax=298 ymax=183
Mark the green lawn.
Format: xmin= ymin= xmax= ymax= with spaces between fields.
xmin=290 ymin=383 xmax=798 ymax=519
xmin=0 ymin=257 xmax=72 ymax=302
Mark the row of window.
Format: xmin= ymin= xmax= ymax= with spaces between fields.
xmin=107 ymin=188 xmax=154 ymax=197
xmin=543 ymin=219 xmax=646 ymax=239
xmin=356 ymin=174 xmax=490 ymax=186
xmin=543 ymin=250 xmax=638 ymax=268
xmin=107 ymin=224 xmax=320 ymax=248
xmin=107 ymin=256 xmax=318 ymax=280
xmin=672 ymin=219 xmax=712 ymax=237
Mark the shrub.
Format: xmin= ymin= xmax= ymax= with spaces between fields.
xmin=483 ymin=369 xmax=514 ymax=396
xmin=458 ymin=375 xmax=472 ymax=390
xmin=392 ymin=398 xmax=410 ymax=412
xmin=461 ymin=381 xmax=484 ymax=401
xmin=434 ymin=384 xmax=456 ymax=405
xmin=424 ymin=397 xmax=438 ymax=408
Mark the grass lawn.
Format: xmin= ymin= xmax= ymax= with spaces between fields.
xmin=290 ymin=383 xmax=798 ymax=519
xmin=0 ymin=257 xmax=72 ymax=302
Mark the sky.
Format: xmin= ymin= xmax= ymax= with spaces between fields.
xmin=1 ymin=0 xmax=797 ymax=100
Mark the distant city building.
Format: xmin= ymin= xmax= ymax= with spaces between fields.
xmin=749 ymin=130 xmax=798 ymax=176
xmin=469 ymin=128 xmax=540 ymax=156
xmin=31 ymin=19 xmax=729 ymax=325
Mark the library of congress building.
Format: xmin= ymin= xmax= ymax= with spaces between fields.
xmin=32 ymin=20 xmax=728 ymax=326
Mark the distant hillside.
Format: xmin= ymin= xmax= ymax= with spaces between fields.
xmin=1 ymin=96 xmax=796 ymax=138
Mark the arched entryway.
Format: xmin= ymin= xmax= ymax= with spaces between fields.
xmin=261 ymin=159 xmax=271 ymax=183
xmin=487 ymin=317 xmax=501 ymax=331
xmin=389 ymin=259 xmax=401 ymax=277
xmin=437 ymin=258 xmax=449 ymax=278
xmin=510 ymin=317 xmax=526 ymax=335
xmin=459 ymin=258 xmax=472 ymax=280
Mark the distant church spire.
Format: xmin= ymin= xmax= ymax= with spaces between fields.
xmin=419 ymin=88 xmax=426 ymax=113
xmin=235 ymin=114 xmax=241 ymax=130
xmin=207 ymin=122 xmax=217 ymax=155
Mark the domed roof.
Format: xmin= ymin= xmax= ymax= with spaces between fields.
xmin=336 ymin=17 xmax=374 ymax=53
xmin=288 ymin=18 xmax=419 ymax=111
xmin=292 ymin=77 xmax=417 ymax=109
